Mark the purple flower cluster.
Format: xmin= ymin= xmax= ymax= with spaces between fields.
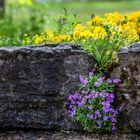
xmin=68 ymin=90 xmax=118 ymax=131
xmin=68 ymin=92 xmax=85 ymax=117
xmin=89 ymin=69 xmax=95 ymax=77
xmin=94 ymin=77 xmax=105 ymax=87
xmin=68 ymin=71 xmax=120 ymax=132
xmin=79 ymin=75 xmax=88 ymax=86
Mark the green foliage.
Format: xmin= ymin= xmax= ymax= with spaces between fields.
xmin=55 ymin=8 xmax=79 ymax=35
xmin=0 ymin=1 xmax=46 ymax=46
xmin=83 ymin=28 xmax=124 ymax=70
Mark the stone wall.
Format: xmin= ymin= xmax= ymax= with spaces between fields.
xmin=0 ymin=43 xmax=139 ymax=139
xmin=112 ymin=43 xmax=140 ymax=132
xmin=0 ymin=44 xmax=95 ymax=131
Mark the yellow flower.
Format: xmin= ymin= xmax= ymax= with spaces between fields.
xmin=105 ymin=12 xmax=125 ymax=26
xmin=80 ymin=30 xmax=93 ymax=38
xmin=121 ymin=23 xmax=139 ymax=45
xmin=128 ymin=11 xmax=140 ymax=22
xmin=86 ymin=21 xmax=92 ymax=26
xmin=92 ymin=26 xmax=107 ymax=40
xmin=74 ymin=24 xmax=87 ymax=37
xmin=92 ymin=16 xmax=105 ymax=25
xmin=35 ymin=35 xmax=43 ymax=44
xmin=46 ymin=30 xmax=55 ymax=43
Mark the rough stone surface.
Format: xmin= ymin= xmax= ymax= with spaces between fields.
xmin=0 ymin=43 xmax=140 ymax=139
xmin=112 ymin=42 xmax=140 ymax=131
xmin=0 ymin=44 xmax=95 ymax=131
xmin=0 ymin=131 xmax=138 ymax=140
xmin=120 ymin=42 xmax=140 ymax=53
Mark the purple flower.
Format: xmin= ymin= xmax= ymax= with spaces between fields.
xmin=103 ymin=116 xmax=109 ymax=121
xmin=88 ymin=99 xmax=92 ymax=104
xmin=111 ymin=118 xmax=117 ymax=123
xmin=99 ymin=92 xmax=103 ymax=97
xmin=94 ymin=115 xmax=97 ymax=119
xmin=73 ymin=92 xmax=79 ymax=100
xmin=81 ymin=99 xmax=85 ymax=104
xmin=99 ymin=123 xmax=102 ymax=128
xmin=89 ymin=72 xmax=94 ymax=77
xmin=77 ymin=96 xmax=82 ymax=101
xmin=68 ymin=95 xmax=73 ymax=100
xmin=112 ymin=125 xmax=116 ymax=131
xmin=87 ymin=114 xmax=90 ymax=117
xmin=113 ymin=110 xmax=118 ymax=115
xmin=81 ymin=90 xmax=86 ymax=94
xmin=71 ymin=100 xmax=76 ymax=105
xmin=105 ymin=92 xmax=109 ymax=97
xmin=89 ymin=114 xmax=94 ymax=119
xmin=102 ymin=101 xmax=110 ymax=108
xmin=103 ymin=107 xmax=110 ymax=113
xmin=69 ymin=107 xmax=76 ymax=117
xmin=79 ymin=75 xmax=88 ymax=86
xmin=90 ymin=115 xmax=94 ymax=119
xmin=108 ymin=79 xmax=113 ymax=83
xmin=94 ymin=82 xmax=100 ymax=87
xmin=98 ymin=77 xmax=105 ymax=84
xmin=89 ymin=69 xmax=95 ymax=77
xmin=102 ymin=101 xmax=111 ymax=113
xmin=108 ymin=94 xmax=114 ymax=102
xmin=85 ymin=95 xmax=90 ymax=99
xmin=97 ymin=120 xmax=102 ymax=128
xmin=88 ymin=105 xmax=93 ymax=110
xmin=78 ymin=102 xmax=83 ymax=107
xmin=69 ymin=105 xmax=73 ymax=109
xmin=90 ymin=91 xmax=95 ymax=97
xmin=93 ymin=93 xmax=99 ymax=98
xmin=87 ymin=114 xmax=94 ymax=119
xmin=77 ymin=99 xmax=85 ymax=107
xmin=85 ymin=92 xmax=94 ymax=99
xmin=106 ymin=93 xmax=114 ymax=103
xmin=110 ymin=94 xmax=114 ymax=99
xmin=95 ymin=110 xmax=101 ymax=117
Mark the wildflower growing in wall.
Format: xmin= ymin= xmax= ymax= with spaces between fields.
xmin=68 ymin=71 xmax=122 ymax=132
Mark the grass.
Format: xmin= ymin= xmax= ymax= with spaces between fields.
xmin=5 ymin=1 xmax=140 ymax=31
xmin=45 ymin=1 xmax=140 ymax=29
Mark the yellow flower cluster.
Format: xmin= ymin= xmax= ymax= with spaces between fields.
xmin=34 ymin=11 xmax=140 ymax=46
xmin=128 ymin=11 xmax=140 ymax=22
xmin=105 ymin=12 xmax=125 ymax=26
xmin=35 ymin=30 xmax=72 ymax=44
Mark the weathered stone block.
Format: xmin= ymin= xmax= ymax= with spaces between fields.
xmin=0 ymin=44 xmax=95 ymax=130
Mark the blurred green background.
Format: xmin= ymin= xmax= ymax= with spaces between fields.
xmin=0 ymin=0 xmax=140 ymax=38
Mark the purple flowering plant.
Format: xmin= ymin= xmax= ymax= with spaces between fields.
xmin=68 ymin=70 xmax=121 ymax=132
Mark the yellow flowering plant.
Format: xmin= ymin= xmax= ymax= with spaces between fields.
xmin=34 ymin=11 xmax=139 ymax=45
xmin=32 ymin=11 xmax=140 ymax=70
